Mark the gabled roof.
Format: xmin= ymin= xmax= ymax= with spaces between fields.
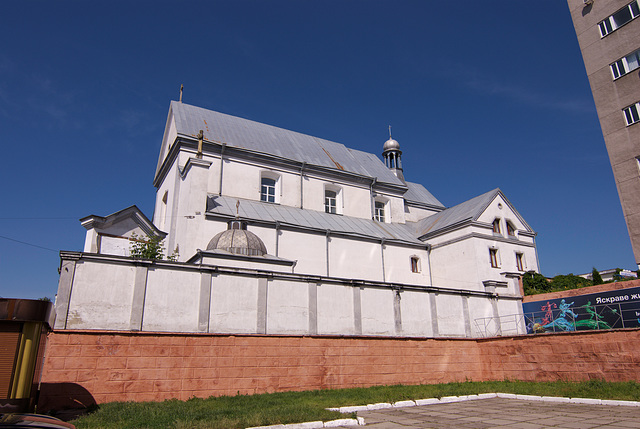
xmin=206 ymin=195 xmax=424 ymax=246
xmin=414 ymin=188 xmax=533 ymax=239
xmin=170 ymin=101 xmax=405 ymax=187
xmin=404 ymin=181 xmax=445 ymax=209
xmin=80 ymin=205 xmax=166 ymax=239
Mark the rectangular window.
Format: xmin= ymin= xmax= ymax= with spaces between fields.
xmin=261 ymin=177 xmax=276 ymax=202
xmin=411 ymin=256 xmax=420 ymax=273
xmin=325 ymin=190 xmax=337 ymax=214
xmin=599 ymin=0 xmax=640 ymax=37
xmin=506 ymin=221 xmax=516 ymax=237
xmin=492 ymin=219 xmax=501 ymax=234
xmin=516 ymin=253 xmax=524 ymax=271
xmin=374 ymin=201 xmax=385 ymax=222
xmin=489 ymin=248 xmax=499 ymax=268
xmin=610 ymin=48 xmax=640 ymax=79
xmin=624 ymin=102 xmax=640 ymax=126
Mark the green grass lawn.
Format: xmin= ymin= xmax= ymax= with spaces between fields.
xmin=70 ymin=380 xmax=640 ymax=429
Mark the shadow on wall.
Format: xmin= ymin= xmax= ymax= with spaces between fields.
xmin=38 ymin=383 xmax=96 ymax=414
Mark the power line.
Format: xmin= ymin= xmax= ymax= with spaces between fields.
xmin=0 ymin=217 xmax=77 ymax=220
xmin=0 ymin=234 xmax=58 ymax=253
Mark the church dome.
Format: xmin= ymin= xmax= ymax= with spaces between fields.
xmin=206 ymin=220 xmax=267 ymax=256
xmin=383 ymin=137 xmax=400 ymax=152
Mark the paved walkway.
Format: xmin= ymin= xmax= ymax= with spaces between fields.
xmin=335 ymin=397 xmax=640 ymax=428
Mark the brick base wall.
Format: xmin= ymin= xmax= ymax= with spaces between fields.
xmin=39 ymin=329 xmax=640 ymax=411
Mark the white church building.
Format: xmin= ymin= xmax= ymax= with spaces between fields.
xmin=54 ymin=101 xmax=539 ymax=338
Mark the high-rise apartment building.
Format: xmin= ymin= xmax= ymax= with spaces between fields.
xmin=567 ymin=0 xmax=640 ymax=268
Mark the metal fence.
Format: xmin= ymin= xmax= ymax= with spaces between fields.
xmin=474 ymin=313 xmax=527 ymax=338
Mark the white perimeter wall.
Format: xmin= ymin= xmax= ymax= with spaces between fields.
xmin=55 ymin=255 xmax=521 ymax=339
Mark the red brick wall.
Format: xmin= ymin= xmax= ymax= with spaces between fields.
xmin=522 ymin=279 xmax=640 ymax=303
xmin=38 ymin=329 xmax=640 ymax=411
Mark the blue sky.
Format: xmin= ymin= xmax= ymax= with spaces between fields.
xmin=0 ymin=1 xmax=635 ymax=300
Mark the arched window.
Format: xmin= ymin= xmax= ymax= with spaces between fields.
xmin=489 ymin=248 xmax=499 ymax=268
xmin=374 ymin=200 xmax=386 ymax=222
xmin=492 ymin=218 xmax=501 ymax=234
xmin=260 ymin=172 xmax=280 ymax=203
xmin=410 ymin=256 xmax=420 ymax=273
xmin=324 ymin=184 xmax=343 ymax=215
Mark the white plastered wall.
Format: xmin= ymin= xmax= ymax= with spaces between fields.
xmin=399 ymin=290 xmax=433 ymax=336
xmin=316 ymin=283 xmax=355 ymax=335
xmin=210 ymin=276 xmax=259 ymax=334
xmin=360 ymin=288 xmax=395 ymax=335
xmin=65 ymin=261 xmax=135 ymax=330
xmin=435 ymin=293 xmax=466 ymax=337
xmin=329 ymin=237 xmax=384 ymax=281
xmin=142 ymin=268 xmax=200 ymax=332
xmin=267 ymin=280 xmax=309 ymax=335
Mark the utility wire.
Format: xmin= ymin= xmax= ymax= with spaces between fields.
xmin=0 ymin=234 xmax=58 ymax=253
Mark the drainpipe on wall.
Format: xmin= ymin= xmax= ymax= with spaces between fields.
xmin=325 ymin=230 xmax=331 ymax=277
xmin=299 ymin=162 xmax=306 ymax=209
xmin=275 ymin=221 xmax=280 ymax=257
xmin=380 ymin=239 xmax=386 ymax=283
xmin=369 ymin=178 xmax=377 ymax=219
xmin=426 ymin=244 xmax=433 ymax=286
xmin=218 ymin=143 xmax=226 ymax=196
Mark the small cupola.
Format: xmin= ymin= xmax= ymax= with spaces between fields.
xmin=206 ymin=220 xmax=267 ymax=256
xmin=382 ymin=127 xmax=404 ymax=182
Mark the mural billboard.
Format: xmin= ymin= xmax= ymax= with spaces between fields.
xmin=522 ymin=285 xmax=640 ymax=334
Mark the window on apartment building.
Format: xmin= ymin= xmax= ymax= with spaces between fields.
xmin=374 ymin=201 xmax=386 ymax=222
xmin=260 ymin=174 xmax=279 ymax=203
xmin=410 ymin=256 xmax=420 ymax=273
xmin=492 ymin=218 xmax=501 ymax=234
xmin=516 ymin=252 xmax=524 ymax=271
xmin=610 ymin=48 xmax=640 ymax=79
xmin=624 ymin=102 xmax=640 ymax=126
xmin=489 ymin=248 xmax=499 ymax=268
xmin=506 ymin=221 xmax=516 ymax=237
xmin=599 ymin=0 xmax=640 ymax=37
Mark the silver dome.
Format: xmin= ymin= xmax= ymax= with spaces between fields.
xmin=383 ymin=137 xmax=400 ymax=151
xmin=206 ymin=221 xmax=267 ymax=256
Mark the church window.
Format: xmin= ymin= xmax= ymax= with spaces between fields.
xmin=506 ymin=221 xmax=516 ymax=237
xmin=325 ymin=190 xmax=337 ymax=214
xmin=623 ymin=102 xmax=640 ymax=126
xmin=324 ymin=185 xmax=342 ymax=214
xmin=261 ymin=177 xmax=276 ymax=202
xmin=516 ymin=252 xmax=524 ymax=271
xmin=489 ymin=248 xmax=499 ymax=268
xmin=599 ymin=1 xmax=640 ymax=37
xmin=159 ymin=190 xmax=168 ymax=230
xmin=375 ymin=201 xmax=386 ymax=222
xmin=492 ymin=218 xmax=501 ymax=234
xmin=410 ymin=256 xmax=420 ymax=273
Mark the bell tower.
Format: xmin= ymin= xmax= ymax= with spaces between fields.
xmin=382 ymin=126 xmax=404 ymax=182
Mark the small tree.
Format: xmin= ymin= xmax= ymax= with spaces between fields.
xmin=522 ymin=271 xmax=550 ymax=295
xmin=129 ymin=233 xmax=166 ymax=260
xmin=591 ymin=267 xmax=603 ymax=285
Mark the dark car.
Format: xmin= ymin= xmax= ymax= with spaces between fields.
xmin=0 ymin=414 xmax=75 ymax=428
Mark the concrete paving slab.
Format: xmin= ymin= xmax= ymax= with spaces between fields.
xmin=328 ymin=397 xmax=640 ymax=428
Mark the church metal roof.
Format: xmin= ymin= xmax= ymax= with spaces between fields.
xmin=171 ymin=101 xmax=406 ymax=187
xmin=404 ymin=181 xmax=445 ymax=208
xmin=206 ymin=195 xmax=425 ymax=246
xmin=415 ymin=188 xmax=533 ymax=238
